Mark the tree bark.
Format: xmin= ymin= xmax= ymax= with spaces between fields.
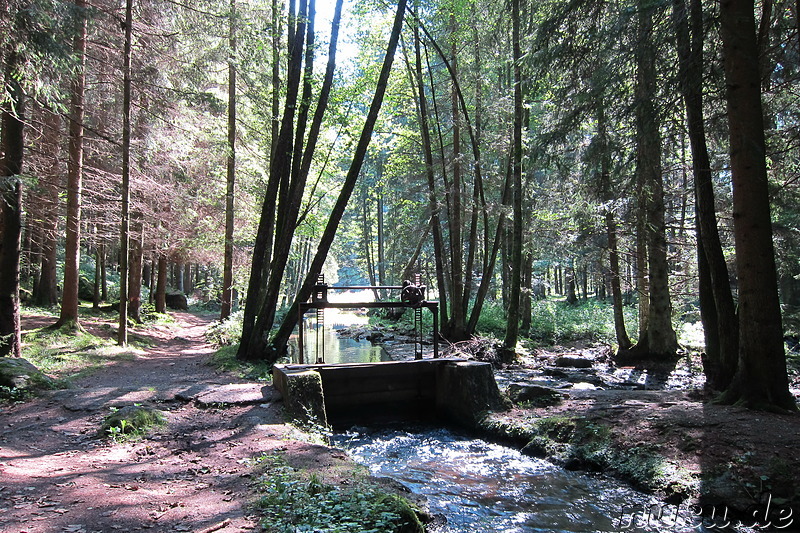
xmin=238 ymin=0 xmax=306 ymax=360
xmin=118 ymin=0 xmax=133 ymax=346
xmin=127 ymin=215 xmax=144 ymax=323
xmin=155 ymin=253 xmax=167 ymax=314
xmin=267 ymin=0 xmax=408 ymax=361
xmin=673 ymin=0 xmax=738 ymax=389
xmin=93 ymin=238 xmax=101 ymax=309
xmin=220 ymin=0 xmax=237 ymax=321
xmin=717 ymin=0 xmax=796 ymax=411
xmin=503 ymin=0 xmax=524 ymax=352
xmin=447 ymin=12 xmax=466 ymax=340
xmin=32 ymin=109 xmax=61 ymax=308
xmin=606 ymin=211 xmax=632 ymax=349
xmin=411 ymin=10 xmax=449 ymax=329
xmin=242 ymin=0 xmax=345 ymax=361
xmin=0 ymin=48 xmax=24 ymax=358
xmin=622 ymin=0 xmax=678 ymax=359
xmin=56 ymin=0 xmax=88 ymax=331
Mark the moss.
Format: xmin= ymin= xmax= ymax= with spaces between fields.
xmin=483 ymin=414 xmax=696 ymax=500
xmin=255 ymin=453 xmax=424 ymax=533
xmin=284 ymin=370 xmax=327 ymax=427
xmin=100 ymin=405 xmax=166 ymax=442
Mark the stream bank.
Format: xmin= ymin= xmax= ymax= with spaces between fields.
xmin=333 ymin=323 xmax=800 ymax=528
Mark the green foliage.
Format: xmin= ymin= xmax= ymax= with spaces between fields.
xmin=256 ymin=455 xmax=423 ymax=533
xmin=209 ymin=345 xmax=272 ymax=382
xmin=138 ymin=303 xmax=177 ymax=326
xmin=0 ymin=385 xmax=32 ymax=403
xmin=206 ymin=310 xmax=243 ymax=346
xmin=476 ymin=299 xmax=638 ymax=345
xmin=101 ymin=405 xmax=166 ymax=443
xmin=474 ymin=303 xmax=508 ymax=339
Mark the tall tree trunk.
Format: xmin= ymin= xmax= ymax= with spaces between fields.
xmin=0 ymin=48 xmax=24 ymax=358
xmin=596 ymin=102 xmax=632 ymax=349
xmin=377 ymin=187 xmax=386 ymax=297
xmin=118 ymin=0 xmax=133 ymax=346
xmin=503 ymin=0 xmax=524 ymax=353
xmin=155 ymin=252 xmax=167 ymax=314
xmin=520 ymin=253 xmax=533 ymax=334
xmin=361 ymin=190 xmax=379 ymax=301
xmin=127 ymin=216 xmax=144 ymax=323
xmin=411 ymin=10 xmax=449 ymax=329
xmin=100 ymin=242 xmax=108 ymax=301
xmin=238 ymin=0 xmax=305 ymax=360
xmin=447 ymin=13 xmax=466 ymax=340
xmin=565 ymin=266 xmax=578 ymax=305
xmin=622 ymin=0 xmax=678 ymax=359
xmin=267 ymin=0 xmax=408 ymax=361
xmin=673 ymin=0 xmax=738 ymax=389
xmin=33 ymin=108 xmax=61 ymax=308
xmin=606 ymin=211 xmax=632 ymax=349
xmin=467 ymin=154 xmax=513 ymax=335
xmin=241 ymin=0 xmax=345 ymax=361
xmin=220 ymin=0 xmax=237 ymax=321
xmin=56 ymin=0 xmax=88 ymax=330
xmin=717 ymin=0 xmax=796 ymax=411
xmin=183 ymin=263 xmax=192 ymax=294
xmin=93 ymin=236 xmax=101 ymax=309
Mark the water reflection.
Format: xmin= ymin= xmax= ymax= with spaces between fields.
xmin=292 ymin=315 xmax=392 ymax=364
xmin=334 ymin=427 xmax=710 ymax=533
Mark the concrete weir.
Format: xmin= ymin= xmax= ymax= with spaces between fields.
xmin=273 ymin=358 xmax=506 ymax=428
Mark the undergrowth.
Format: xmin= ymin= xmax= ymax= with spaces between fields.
xmin=255 ymin=454 xmax=424 ymax=533
xmin=206 ymin=310 xmax=244 ymax=346
xmin=476 ymin=299 xmax=638 ymax=345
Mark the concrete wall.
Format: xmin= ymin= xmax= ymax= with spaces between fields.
xmin=273 ymin=359 xmax=506 ymax=428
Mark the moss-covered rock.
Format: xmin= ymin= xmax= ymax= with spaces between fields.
xmin=100 ymin=405 xmax=166 ymax=441
xmin=284 ymin=370 xmax=328 ymax=427
xmin=0 ymin=357 xmax=55 ymax=390
xmin=506 ymin=383 xmax=565 ymax=406
xmin=482 ymin=414 xmax=696 ymax=501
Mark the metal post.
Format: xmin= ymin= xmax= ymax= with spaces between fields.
xmin=432 ymin=302 xmax=439 ymax=358
xmin=298 ymin=304 xmax=304 ymax=364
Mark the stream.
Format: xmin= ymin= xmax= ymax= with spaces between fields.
xmin=299 ymin=308 xmax=719 ymax=532
xmin=333 ymin=426 xmax=710 ymax=533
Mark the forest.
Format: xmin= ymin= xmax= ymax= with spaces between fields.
xmin=1 ymin=0 xmax=799 ymax=413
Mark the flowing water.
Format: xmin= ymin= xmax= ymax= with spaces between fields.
xmin=304 ymin=309 xmax=721 ymax=532
xmin=334 ymin=427 xmax=710 ymax=533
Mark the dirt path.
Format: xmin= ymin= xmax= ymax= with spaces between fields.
xmin=0 ymin=312 xmax=315 ymax=533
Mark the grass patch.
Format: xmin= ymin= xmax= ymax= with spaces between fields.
xmin=210 ymin=345 xmax=273 ymax=382
xmin=21 ymin=325 xmax=137 ymax=381
xmin=255 ymin=454 xmax=424 ymax=533
xmin=101 ymin=405 xmax=166 ymax=443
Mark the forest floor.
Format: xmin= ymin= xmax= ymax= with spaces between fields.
xmin=0 ymin=311 xmax=376 ymax=533
xmin=2 ymin=313 xmax=800 ymax=532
